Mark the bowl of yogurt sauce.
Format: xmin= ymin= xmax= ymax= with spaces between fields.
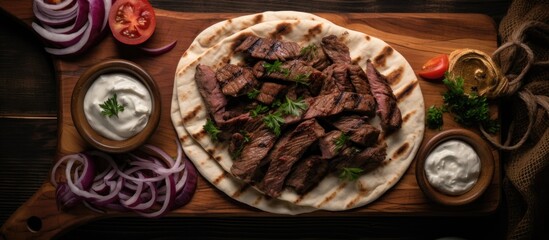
xmin=415 ymin=129 xmax=494 ymax=206
xmin=72 ymin=59 xmax=161 ymax=153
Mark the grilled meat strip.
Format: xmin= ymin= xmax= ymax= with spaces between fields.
xmin=215 ymin=64 xmax=258 ymax=97
xmin=333 ymin=143 xmax=387 ymax=174
xmin=365 ymin=60 xmax=402 ymax=131
xmin=256 ymin=82 xmax=287 ymax=105
xmin=286 ymin=155 xmax=329 ymax=194
xmin=318 ymin=130 xmax=345 ymax=160
xmin=332 ymin=115 xmax=380 ymax=146
xmin=348 ymin=64 xmax=371 ymax=94
xmin=195 ymin=64 xmax=228 ymax=121
xmin=235 ymin=35 xmax=301 ymax=61
xmin=299 ymin=43 xmax=330 ymax=70
xmin=321 ymin=35 xmax=351 ymax=64
xmin=320 ymin=63 xmax=354 ymax=95
xmin=261 ymin=119 xmax=325 ymax=198
xmin=230 ymin=121 xmax=278 ymax=183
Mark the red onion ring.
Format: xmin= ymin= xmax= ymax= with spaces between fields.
xmin=140 ymin=40 xmax=178 ymax=56
xmin=51 ymin=142 xmax=197 ymax=218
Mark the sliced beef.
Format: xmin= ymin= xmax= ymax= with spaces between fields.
xmin=253 ymin=60 xmax=324 ymax=85
xmin=365 ymin=60 xmax=402 ymax=131
xmin=348 ymin=64 xmax=371 ymax=94
xmin=235 ymin=36 xmax=301 ymax=61
xmin=318 ymin=130 xmax=345 ymax=160
xmin=333 ymin=144 xmax=387 ymax=173
xmin=230 ymin=123 xmax=277 ymax=183
xmin=320 ymin=63 xmax=354 ymax=95
xmin=215 ymin=64 xmax=258 ymax=97
xmin=228 ymin=132 xmax=245 ymax=156
xmin=321 ymin=35 xmax=351 ymax=64
xmin=261 ymin=119 xmax=325 ymax=198
xmin=286 ymin=155 xmax=329 ymax=194
xmin=256 ymin=82 xmax=287 ymax=105
xmin=302 ymin=92 xmax=376 ymax=120
xmin=195 ymin=64 xmax=228 ymax=118
xmin=299 ymin=43 xmax=331 ymax=70
xmin=332 ymin=115 xmax=380 ymax=146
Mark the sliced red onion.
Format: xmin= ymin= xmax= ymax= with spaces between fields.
xmin=140 ymin=41 xmax=178 ymax=56
xmin=100 ymin=0 xmax=112 ymax=32
xmin=44 ymin=0 xmax=105 ymax=55
xmin=33 ymin=1 xmax=77 ymax=27
xmin=35 ymin=0 xmax=78 ymax=20
xmin=32 ymin=21 xmax=88 ymax=47
xmin=42 ymin=0 xmax=89 ymax=34
xmin=53 ymin=142 xmax=198 ymax=218
xmin=34 ymin=0 xmax=76 ymax=11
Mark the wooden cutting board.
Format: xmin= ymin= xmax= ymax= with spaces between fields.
xmin=1 ymin=9 xmax=501 ymax=239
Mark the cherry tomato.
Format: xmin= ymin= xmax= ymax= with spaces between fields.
xmin=418 ymin=54 xmax=449 ymax=80
xmin=108 ymin=0 xmax=156 ymax=45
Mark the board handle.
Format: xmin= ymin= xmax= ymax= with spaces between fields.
xmin=0 ymin=183 xmax=102 ymax=239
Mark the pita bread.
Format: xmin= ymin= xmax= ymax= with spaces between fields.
xmin=171 ymin=13 xmax=424 ymax=213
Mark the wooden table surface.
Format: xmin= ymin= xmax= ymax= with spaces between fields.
xmin=0 ymin=0 xmax=511 ymax=239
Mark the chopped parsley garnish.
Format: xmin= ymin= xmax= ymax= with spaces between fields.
xmin=426 ymin=105 xmax=446 ymax=130
xmin=278 ymin=97 xmax=308 ymax=116
xmin=231 ymin=131 xmax=251 ymax=159
xmin=442 ymin=74 xmax=499 ymax=134
xmin=203 ymin=118 xmax=221 ymax=141
xmin=250 ymin=104 xmax=269 ymax=117
xmin=300 ymin=44 xmax=317 ymax=61
xmin=334 ymin=133 xmax=349 ymax=153
xmin=293 ymin=72 xmax=311 ymax=86
xmin=263 ymin=60 xmax=290 ymax=76
xmin=99 ymin=93 xmax=124 ymax=118
xmin=339 ymin=167 xmax=364 ymax=181
xmin=247 ymin=88 xmax=261 ymax=99
xmin=263 ymin=112 xmax=285 ymax=136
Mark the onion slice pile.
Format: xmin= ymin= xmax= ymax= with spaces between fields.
xmin=51 ymin=143 xmax=198 ymax=218
xmin=32 ymin=0 xmax=112 ymax=55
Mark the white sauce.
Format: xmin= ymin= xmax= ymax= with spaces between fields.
xmin=424 ymin=140 xmax=480 ymax=195
xmin=83 ymin=73 xmax=152 ymax=141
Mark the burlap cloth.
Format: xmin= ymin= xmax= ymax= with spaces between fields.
xmin=491 ymin=0 xmax=549 ymax=239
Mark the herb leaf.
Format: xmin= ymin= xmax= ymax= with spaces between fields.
xmin=442 ymin=74 xmax=499 ymax=134
xmin=339 ymin=167 xmax=363 ymax=181
xmin=300 ymin=44 xmax=317 ymax=61
xmin=250 ymin=104 xmax=269 ymax=117
xmin=334 ymin=133 xmax=349 ymax=153
xmin=263 ymin=112 xmax=285 ymax=136
xmin=426 ymin=105 xmax=445 ymax=130
xmin=293 ymin=72 xmax=311 ymax=86
xmin=203 ymin=118 xmax=221 ymax=141
xmin=263 ymin=60 xmax=289 ymax=76
xmin=247 ymin=88 xmax=261 ymax=99
xmin=99 ymin=93 xmax=124 ymax=118
xmin=279 ymin=97 xmax=308 ymax=116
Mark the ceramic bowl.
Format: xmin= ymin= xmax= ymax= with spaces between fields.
xmin=415 ymin=129 xmax=494 ymax=206
xmin=71 ymin=59 xmax=161 ymax=153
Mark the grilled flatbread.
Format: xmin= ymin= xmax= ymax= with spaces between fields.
xmin=171 ymin=12 xmax=424 ymax=213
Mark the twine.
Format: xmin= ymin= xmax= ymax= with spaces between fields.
xmin=479 ymin=20 xmax=549 ymax=150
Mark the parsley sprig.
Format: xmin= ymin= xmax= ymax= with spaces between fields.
xmin=339 ymin=167 xmax=363 ymax=181
xmin=247 ymin=88 xmax=261 ymax=99
xmin=293 ymin=72 xmax=311 ymax=86
xmin=263 ymin=60 xmax=290 ymax=76
xmin=203 ymin=118 xmax=221 ymax=141
xmin=426 ymin=105 xmax=446 ymax=130
xmin=300 ymin=44 xmax=318 ymax=61
xmin=263 ymin=112 xmax=285 ymax=136
xmin=250 ymin=104 xmax=269 ymax=117
xmin=334 ymin=133 xmax=349 ymax=153
xmin=442 ymin=74 xmax=499 ymax=134
xmin=99 ymin=93 xmax=124 ymax=118
xmin=278 ymin=97 xmax=308 ymax=116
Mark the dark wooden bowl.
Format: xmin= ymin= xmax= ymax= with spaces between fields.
xmin=71 ymin=59 xmax=161 ymax=153
xmin=415 ymin=129 xmax=494 ymax=206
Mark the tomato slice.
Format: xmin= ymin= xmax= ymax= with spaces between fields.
xmin=108 ymin=0 xmax=156 ymax=45
xmin=418 ymin=54 xmax=449 ymax=80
